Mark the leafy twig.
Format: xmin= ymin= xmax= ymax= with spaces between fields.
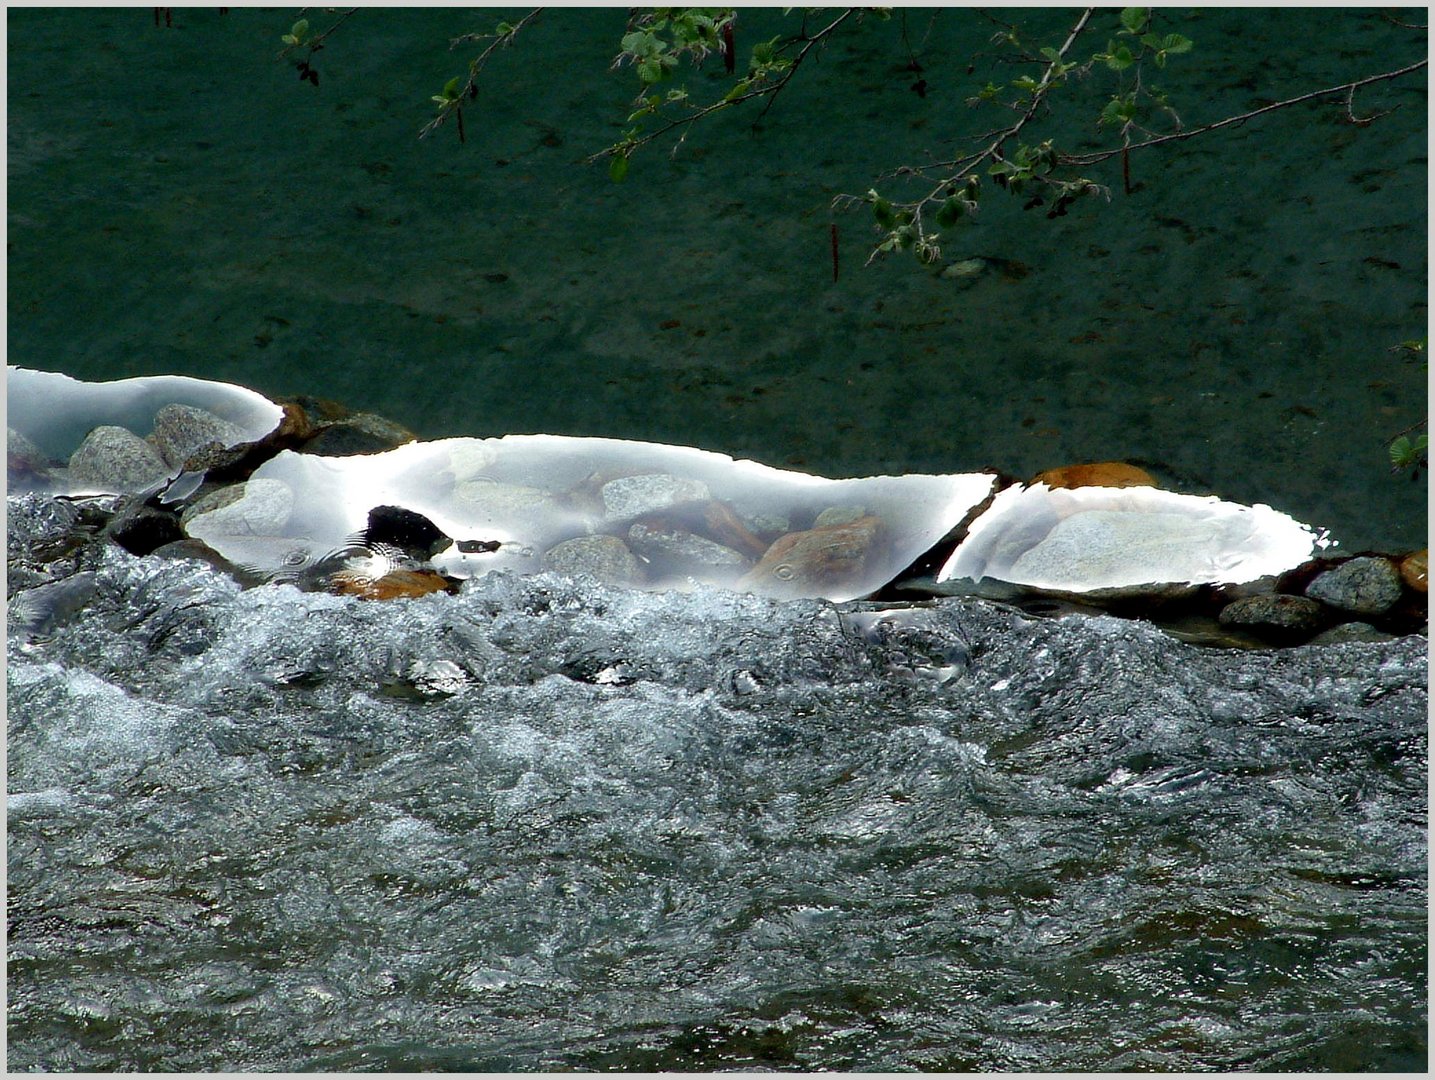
xmin=421 ymin=9 xmax=544 ymax=142
xmin=1060 ymin=58 xmax=1427 ymax=166
xmin=590 ymin=8 xmax=858 ymax=167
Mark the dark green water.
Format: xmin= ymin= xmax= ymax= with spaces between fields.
xmin=6 ymin=7 xmax=1428 ymax=551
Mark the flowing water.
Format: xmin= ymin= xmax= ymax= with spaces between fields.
xmin=6 ymin=494 xmax=1428 ymax=1071
xmin=6 ymin=6 xmax=1429 ymax=1071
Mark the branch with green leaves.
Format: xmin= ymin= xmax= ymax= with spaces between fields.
xmin=422 ymin=9 xmax=546 ymax=145
xmin=277 ymin=8 xmax=358 ymax=87
xmin=597 ymin=8 xmax=860 ymax=181
xmin=850 ymin=6 xmax=1424 ymax=268
xmin=1387 ymin=338 xmax=1428 ymax=480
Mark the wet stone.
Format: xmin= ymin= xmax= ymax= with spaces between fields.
xmin=182 ymin=478 xmax=295 ymax=534
xmin=8 ymin=428 xmax=55 ymax=490
xmin=1399 ymin=549 xmax=1427 ymax=593
xmin=602 ymin=473 xmax=711 ymax=523
xmin=301 ymin=413 xmax=417 ymax=457
xmin=543 ymin=535 xmax=641 ymax=586
xmin=1308 ymin=621 xmax=1397 ymax=646
xmin=149 ymin=404 xmax=247 ymax=469
xmin=1217 ymin=594 xmax=1325 ymax=639
xmin=814 ymin=505 xmax=867 ymax=528
xmin=1304 ymin=556 xmax=1403 ymax=616
xmin=740 ymin=514 xmax=882 ymax=600
xmin=627 ymin=523 xmax=748 ymax=579
xmin=67 ymin=425 xmax=172 ymax=492
xmin=1033 ymin=461 xmax=1157 ymax=490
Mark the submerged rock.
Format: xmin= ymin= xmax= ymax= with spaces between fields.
xmin=543 ymin=535 xmax=641 ymax=586
xmin=149 ymin=404 xmax=247 ymax=469
xmin=67 ymin=425 xmax=171 ymax=492
xmin=1217 ymin=594 xmax=1325 ymax=640
xmin=1399 ymin=549 xmax=1428 ymax=593
xmin=740 ymin=514 xmax=883 ymax=601
xmin=601 ymin=473 xmax=711 ymax=523
xmin=627 ymin=523 xmax=748 ymax=582
xmin=1305 ymin=556 xmax=1403 ymax=616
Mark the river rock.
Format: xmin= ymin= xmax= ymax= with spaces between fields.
xmin=181 ymin=478 xmax=295 ymax=534
xmin=543 ymin=535 xmax=640 ymax=586
xmin=1309 ymin=621 xmax=1397 ymax=646
xmin=8 ymin=428 xmax=54 ymax=489
xmin=601 ymin=473 xmax=710 ymax=523
xmin=627 ymin=523 xmax=748 ymax=580
xmin=739 ymin=514 xmax=882 ymax=600
xmin=814 ymin=505 xmax=868 ymax=528
xmin=1217 ymin=594 xmax=1325 ymax=639
xmin=302 ymin=413 xmax=417 ymax=457
xmin=1399 ymin=549 xmax=1427 ymax=593
xmin=1033 ymin=462 xmax=1157 ymax=489
xmin=67 ymin=425 xmax=172 ymax=492
xmin=149 ymin=404 xmax=247 ymax=469
xmin=455 ymin=479 xmax=566 ymax=531
xmin=1304 ymin=556 xmax=1403 ymax=616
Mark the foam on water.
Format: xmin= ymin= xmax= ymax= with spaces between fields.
xmin=7 ymin=524 xmax=1426 ymax=1071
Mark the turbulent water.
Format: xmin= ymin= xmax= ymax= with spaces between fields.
xmin=6 ymin=494 xmax=1428 ymax=1071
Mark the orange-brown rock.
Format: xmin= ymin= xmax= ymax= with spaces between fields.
xmin=1033 ymin=461 xmax=1157 ymax=490
xmin=738 ymin=514 xmax=883 ymax=600
xmin=1399 ymin=548 xmax=1428 ymax=593
xmin=701 ymin=500 xmax=770 ymax=559
xmin=330 ymin=568 xmax=457 ymax=600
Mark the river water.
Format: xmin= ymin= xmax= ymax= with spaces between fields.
xmin=6 ymin=6 xmax=1429 ymax=1072
xmin=6 ymin=491 xmax=1428 ymax=1071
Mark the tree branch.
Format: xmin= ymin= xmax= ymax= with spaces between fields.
xmin=587 ymin=8 xmax=857 ymax=165
xmin=421 ymin=8 xmax=544 ymax=141
xmin=1060 ymin=58 xmax=1427 ymax=166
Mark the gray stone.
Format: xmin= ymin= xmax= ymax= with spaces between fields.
xmin=182 ymin=478 xmax=295 ymax=535
xmin=627 ymin=523 xmax=749 ymax=579
xmin=1309 ymin=622 xmax=1397 ymax=646
xmin=543 ymin=535 xmax=640 ymax=586
xmin=601 ymin=473 xmax=710 ymax=523
xmin=1305 ymin=556 xmax=1403 ymax=616
xmin=67 ymin=425 xmax=172 ymax=492
xmin=1218 ymin=594 xmax=1325 ymax=638
xmin=149 ymin=404 xmax=247 ymax=468
xmin=814 ymin=505 xmax=867 ymax=528
xmin=302 ymin=414 xmax=416 ymax=457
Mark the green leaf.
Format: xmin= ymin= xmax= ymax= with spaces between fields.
xmin=1040 ymin=46 xmax=1062 ymax=62
xmin=443 ymin=77 xmax=462 ymax=101
xmin=1119 ymin=7 xmax=1148 ymax=34
xmin=637 ymin=57 xmax=666 ymax=84
xmin=723 ymin=78 xmax=752 ymax=101
xmin=872 ymin=194 xmax=896 ymax=228
xmin=1162 ymin=33 xmax=1193 ymax=54
xmin=935 ymin=196 xmax=965 ymax=228
xmin=609 ymin=154 xmax=629 ymax=183
xmin=290 ymin=18 xmax=309 ymax=40
xmin=495 ymin=20 xmax=515 ymax=36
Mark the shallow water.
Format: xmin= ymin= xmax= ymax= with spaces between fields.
xmin=6 ymin=8 xmax=1428 ymax=550
xmin=6 ymin=493 xmax=1427 ymax=1071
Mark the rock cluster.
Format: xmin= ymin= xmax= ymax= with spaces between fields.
xmin=8 ymin=380 xmax=1427 ymax=648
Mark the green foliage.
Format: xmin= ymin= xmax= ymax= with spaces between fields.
xmin=1389 ymin=434 xmax=1428 ymax=470
xmin=280 ymin=18 xmax=308 ymax=46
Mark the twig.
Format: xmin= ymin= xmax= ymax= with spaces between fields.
xmin=277 ymin=7 xmax=357 ymax=60
xmin=421 ymin=8 xmax=544 ymax=141
xmin=1060 ymin=58 xmax=1427 ymax=166
xmin=587 ymin=8 xmax=857 ymax=164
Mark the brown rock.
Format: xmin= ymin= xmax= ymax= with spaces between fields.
xmin=701 ymin=500 xmax=770 ymax=559
xmin=331 ymin=568 xmax=457 ymax=600
xmin=1033 ymin=462 xmax=1156 ymax=490
xmin=1217 ymin=593 xmax=1325 ymax=640
xmin=1400 ymin=549 xmax=1427 ymax=593
xmin=739 ymin=514 xmax=883 ymax=600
